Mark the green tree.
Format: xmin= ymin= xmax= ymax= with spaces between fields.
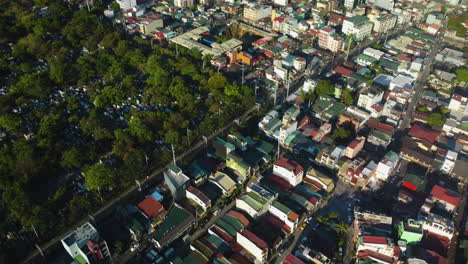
xmin=333 ymin=127 xmax=351 ymax=140
xmin=416 ymin=105 xmax=428 ymax=112
xmin=61 ymin=147 xmax=84 ymax=169
xmin=128 ymin=117 xmax=153 ymax=143
xmin=340 ymin=89 xmax=354 ymax=105
xmin=315 ymin=79 xmax=335 ymax=96
xmin=455 ymin=68 xmax=468 ymax=83
xmin=83 ymin=162 xmax=116 ymax=193
xmin=427 ymin=113 xmax=445 ymax=127
xmin=335 ymin=222 xmax=348 ymax=236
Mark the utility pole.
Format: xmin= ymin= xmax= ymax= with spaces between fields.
xmin=35 ymin=244 xmax=44 ymax=258
xmin=286 ymin=75 xmax=290 ymax=99
xmin=277 ymin=141 xmax=280 ymax=160
xmin=171 ymin=144 xmax=176 ymax=165
xmin=255 ymin=82 xmax=258 ymax=99
xmin=150 ymin=38 xmax=154 ymax=49
xmin=135 ymin=180 xmax=142 ymax=191
xmin=86 ymin=0 xmax=90 ymax=12
xmin=186 ymin=128 xmax=190 ymax=146
xmin=31 ymin=224 xmax=39 ymax=240
xmin=274 ymin=82 xmax=278 ymax=105
xmin=241 ymin=63 xmax=245 ymax=86
xmin=345 ymin=35 xmax=352 ymax=61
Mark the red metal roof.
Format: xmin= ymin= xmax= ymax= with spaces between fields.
xmin=227 ymin=210 xmax=250 ymax=227
xmin=240 ymin=230 xmax=268 ymax=250
xmin=264 ymin=213 xmax=291 ymax=233
xmin=268 ymin=174 xmax=293 ymax=189
xmin=333 ymin=66 xmax=354 ymax=76
xmin=137 ymin=196 xmax=165 ymax=219
xmin=430 ymin=185 xmax=461 ymax=207
xmin=187 ymin=186 xmax=210 ymax=204
xmin=285 ymin=254 xmax=305 ymax=264
xmin=408 ymin=124 xmax=440 ymax=144
xmin=275 ymin=158 xmax=304 ymax=176
xmin=362 ymin=236 xmax=388 ymax=245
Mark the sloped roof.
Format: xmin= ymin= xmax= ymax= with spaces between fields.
xmin=408 ymin=123 xmax=440 ymax=144
xmin=240 ymin=230 xmax=268 ymax=250
xmin=430 ymin=185 xmax=461 ymax=207
xmin=137 ymin=196 xmax=165 ymax=219
xmin=275 ymin=158 xmax=304 ymax=176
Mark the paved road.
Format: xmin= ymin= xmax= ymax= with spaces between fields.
xmin=22 ymin=106 xmax=258 ymax=264
xmin=274 ymin=180 xmax=359 ymax=264
xmin=398 ymin=19 xmax=448 ymax=130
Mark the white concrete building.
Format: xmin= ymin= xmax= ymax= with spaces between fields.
xmin=269 ymin=201 xmax=299 ymax=231
xmin=237 ymin=230 xmax=269 ymax=263
xmin=373 ymin=0 xmax=395 ymax=10
xmin=389 ymin=74 xmax=413 ymax=91
xmin=117 ymin=0 xmax=136 ymax=9
xmin=342 ymin=16 xmax=374 ymax=41
xmin=273 ymin=158 xmax=304 ymax=186
xmin=375 ymin=151 xmax=399 ymax=181
xmin=61 ymin=222 xmax=111 ymax=264
xmin=357 ymin=236 xmax=395 ymax=258
xmin=363 ymin=47 xmax=385 ymax=60
xmin=421 ymin=213 xmax=455 ymax=240
xmin=243 ymin=4 xmax=272 ymax=22
xmin=186 ymin=186 xmax=211 ymax=211
xmin=357 ymin=87 xmax=384 ymax=110
xmin=441 ymin=150 xmax=458 ymax=175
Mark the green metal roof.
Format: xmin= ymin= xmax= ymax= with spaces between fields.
xmin=273 ymin=201 xmax=291 ymax=214
xmin=221 ymin=215 xmax=244 ymax=232
xmin=379 ymin=58 xmax=399 ymax=71
xmin=75 ymin=255 xmax=87 ymax=264
xmin=152 ymin=206 xmax=192 ymax=241
xmin=256 ymin=140 xmax=274 ymax=154
xmin=215 ymin=218 xmax=238 ymax=237
xmin=346 ymin=15 xmax=369 ymax=25
xmin=241 ymin=194 xmax=263 ymax=211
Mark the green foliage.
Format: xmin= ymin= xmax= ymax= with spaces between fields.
xmin=83 ymin=162 xmax=116 ymax=192
xmin=427 ymin=113 xmax=445 ymax=127
xmin=340 ymin=89 xmax=354 ymax=106
xmin=417 ymin=105 xmax=428 ymax=112
xmin=455 ymin=68 xmax=468 ymax=82
xmin=315 ymin=79 xmax=335 ymax=96
xmin=333 ymin=127 xmax=351 ymax=140
xmin=448 ymin=13 xmax=468 ymax=38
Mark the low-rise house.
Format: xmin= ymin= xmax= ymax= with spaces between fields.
xmin=428 ymin=185 xmax=461 ymax=213
xmin=375 ymin=151 xmax=399 ymax=181
xmin=61 ymin=222 xmax=111 ymax=264
xmin=237 ymin=230 xmax=269 ymax=263
xmin=316 ymin=145 xmax=345 ymax=169
xmin=227 ymin=153 xmax=251 ymax=183
xmin=420 ymin=213 xmax=455 ymax=240
xmin=344 ymin=136 xmax=366 ymax=159
xmin=186 ymin=186 xmax=211 ymax=211
xmin=152 ymin=205 xmax=194 ymax=248
xmin=368 ymin=127 xmax=393 ymax=147
xmin=398 ymin=219 xmax=424 ymax=245
xmin=209 ymin=171 xmax=237 ymax=196
xmin=273 ymin=158 xmax=304 ymax=186
xmin=345 ymin=158 xmax=367 ymax=186
xmin=269 ymin=201 xmax=299 ymax=231
xmin=400 ymin=136 xmax=435 ymax=168
xmin=227 ymin=132 xmax=248 ymax=151
xmin=236 ymin=192 xmax=271 ymax=219
xmin=440 ymin=150 xmax=458 ymax=175
xmin=304 ymin=168 xmax=335 ymax=193
xmin=164 ymin=164 xmax=190 ymax=201
xmin=212 ymin=137 xmax=235 ymax=160
xmin=357 ymin=236 xmax=397 ymax=259
xmin=137 ymin=195 xmax=166 ymax=232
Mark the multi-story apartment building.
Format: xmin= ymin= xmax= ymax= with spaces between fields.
xmin=318 ymin=27 xmax=344 ymax=53
xmin=369 ymin=13 xmax=397 ymax=34
xmin=174 ymin=0 xmax=194 ymax=8
xmin=342 ymin=16 xmax=374 ymax=41
xmin=243 ymin=4 xmax=272 ymax=22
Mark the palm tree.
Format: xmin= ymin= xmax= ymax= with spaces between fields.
xmin=335 ymin=222 xmax=348 ymax=236
xmin=328 ymin=212 xmax=339 ymax=219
